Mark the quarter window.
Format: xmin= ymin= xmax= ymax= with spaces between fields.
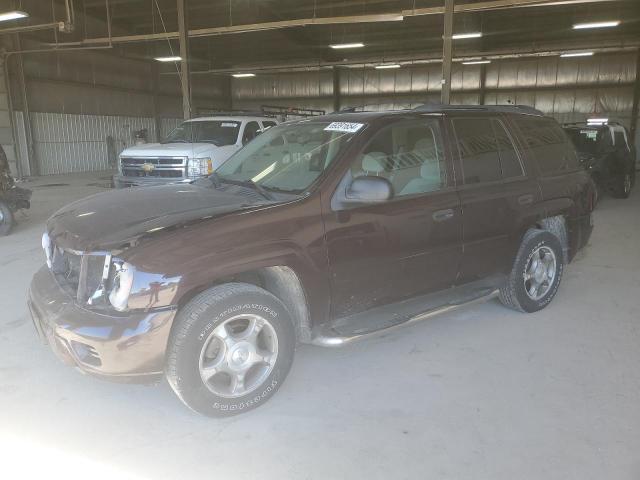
xmin=453 ymin=118 xmax=502 ymax=184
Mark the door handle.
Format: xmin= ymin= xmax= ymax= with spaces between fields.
xmin=518 ymin=194 xmax=534 ymax=206
xmin=433 ymin=209 xmax=455 ymax=222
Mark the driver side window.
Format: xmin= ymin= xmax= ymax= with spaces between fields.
xmin=242 ymin=121 xmax=261 ymax=145
xmin=350 ymin=119 xmax=447 ymax=197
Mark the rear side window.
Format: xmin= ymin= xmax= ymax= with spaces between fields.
xmin=491 ymin=119 xmax=524 ymax=178
xmin=452 ymin=118 xmax=502 ymax=184
xmin=613 ymin=131 xmax=629 ymax=152
xmin=262 ymin=121 xmax=278 ymax=130
xmin=242 ymin=121 xmax=261 ymax=145
xmin=514 ymin=116 xmax=578 ymax=176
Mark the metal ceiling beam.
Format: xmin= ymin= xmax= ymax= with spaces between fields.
xmin=401 ymin=0 xmax=623 ymax=16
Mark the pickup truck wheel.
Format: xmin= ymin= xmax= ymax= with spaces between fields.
xmin=610 ymin=172 xmax=632 ymax=199
xmin=0 ymin=201 xmax=14 ymax=236
xmin=499 ymin=230 xmax=564 ymax=313
xmin=166 ymin=283 xmax=295 ymax=417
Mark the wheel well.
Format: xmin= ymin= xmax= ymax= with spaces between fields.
xmin=535 ymin=215 xmax=569 ymax=262
xmin=177 ymin=266 xmax=311 ymax=343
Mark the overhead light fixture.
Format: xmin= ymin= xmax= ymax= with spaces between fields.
xmin=560 ymin=51 xmax=594 ymax=58
xmin=573 ymin=21 xmax=620 ymax=29
xmin=329 ymin=42 xmax=365 ymax=49
xmin=587 ymin=118 xmax=608 ymax=124
xmin=154 ymin=56 xmax=181 ymax=62
xmin=232 ymin=73 xmax=256 ymax=78
xmin=452 ymin=32 xmax=482 ymax=40
xmin=375 ymin=64 xmax=401 ymax=70
xmin=462 ymin=60 xmax=491 ymax=65
xmin=0 ymin=10 xmax=29 ymax=22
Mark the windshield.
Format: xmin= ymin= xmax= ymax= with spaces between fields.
xmin=564 ymin=128 xmax=603 ymax=154
xmin=162 ymin=120 xmax=241 ymax=146
xmin=215 ymin=121 xmax=362 ymax=193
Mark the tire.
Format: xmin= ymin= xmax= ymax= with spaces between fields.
xmin=499 ymin=229 xmax=564 ymax=313
xmin=166 ymin=282 xmax=295 ymax=417
xmin=610 ymin=172 xmax=632 ymax=199
xmin=0 ymin=201 xmax=14 ymax=236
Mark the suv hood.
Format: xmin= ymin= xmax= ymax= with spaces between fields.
xmin=120 ymin=143 xmax=221 ymax=158
xmin=47 ymin=184 xmax=267 ymax=252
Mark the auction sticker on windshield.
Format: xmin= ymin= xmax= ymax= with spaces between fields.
xmin=324 ymin=122 xmax=364 ymax=133
xmin=222 ymin=122 xmax=239 ymax=127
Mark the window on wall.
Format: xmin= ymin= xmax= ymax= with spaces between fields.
xmin=491 ymin=119 xmax=524 ymax=178
xmin=513 ymin=116 xmax=579 ymax=176
xmin=452 ymin=118 xmax=502 ymax=184
xmin=349 ymin=119 xmax=447 ymax=197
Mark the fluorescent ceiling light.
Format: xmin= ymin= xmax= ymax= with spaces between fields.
xmin=587 ymin=118 xmax=608 ymax=124
xmin=573 ymin=21 xmax=620 ymax=29
xmin=560 ymin=51 xmax=594 ymax=57
xmin=452 ymin=32 xmax=482 ymax=40
xmin=154 ymin=56 xmax=181 ymax=62
xmin=375 ymin=64 xmax=401 ymax=69
xmin=329 ymin=42 xmax=365 ymax=49
xmin=462 ymin=60 xmax=491 ymax=65
xmin=232 ymin=73 xmax=256 ymax=78
xmin=0 ymin=10 xmax=29 ymax=22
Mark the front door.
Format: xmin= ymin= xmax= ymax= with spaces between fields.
xmin=323 ymin=118 xmax=463 ymax=319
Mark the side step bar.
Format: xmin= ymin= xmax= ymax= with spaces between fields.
xmin=311 ymin=289 xmax=500 ymax=347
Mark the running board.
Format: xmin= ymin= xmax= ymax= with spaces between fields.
xmin=311 ymin=288 xmax=500 ymax=347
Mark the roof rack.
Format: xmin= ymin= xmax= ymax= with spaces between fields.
xmin=562 ymin=121 xmax=622 ymax=127
xmin=413 ymin=102 xmax=544 ymax=116
xmin=193 ymin=110 xmax=274 ymax=118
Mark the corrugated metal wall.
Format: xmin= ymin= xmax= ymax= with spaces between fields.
xmin=231 ymin=52 xmax=639 ymax=121
xmin=13 ymin=112 xmax=182 ymax=175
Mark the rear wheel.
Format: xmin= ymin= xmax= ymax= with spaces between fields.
xmin=499 ymin=229 xmax=564 ymax=313
xmin=166 ymin=283 xmax=295 ymax=417
xmin=0 ymin=201 xmax=14 ymax=236
xmin=610 ymin=172 xmax=632 ymax=199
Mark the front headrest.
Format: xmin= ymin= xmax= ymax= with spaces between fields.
xmin=414 ymin=138 xmax=435 ymax=152
xmin=420 ymin=160 xmax=440 ymax=179
xmin=361 ymin=152 xmax=387 ymax=173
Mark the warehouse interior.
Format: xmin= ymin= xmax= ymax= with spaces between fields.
xmin=1 ymin=1 xmax=640 ymax=479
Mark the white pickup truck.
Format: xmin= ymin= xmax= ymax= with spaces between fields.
xmin=113 ymin=115 xmax=278 ymax=188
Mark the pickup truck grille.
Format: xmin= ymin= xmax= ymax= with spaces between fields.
xmin=49 ymin=243 xmax=106 ymax=303
xmin=120 ymin=156 xmax=187 ymax=179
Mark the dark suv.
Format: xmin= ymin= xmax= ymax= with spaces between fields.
xmin=29 ymin=105 xmax=595 ymax=416
xmin=563 ymin=121 xmax=636 ymax=199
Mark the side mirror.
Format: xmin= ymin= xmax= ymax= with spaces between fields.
xmin=344 ymin=176 xmax=393 ymax=204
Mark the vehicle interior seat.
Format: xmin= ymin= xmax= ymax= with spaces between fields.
xmin=396 ymin=137 xmax=443 ymax=195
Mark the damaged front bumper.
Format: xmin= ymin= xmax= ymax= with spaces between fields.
xmin=28 ymin=265 xmax=176 ymax=383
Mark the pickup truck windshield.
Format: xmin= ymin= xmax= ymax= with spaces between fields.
xmin=564 ymin=127 xmax=603 ymax=154
xmin=216 ymin=121 xmax=361 ymax=193
xmin=163 ymin=121 xmax=241 ymax=146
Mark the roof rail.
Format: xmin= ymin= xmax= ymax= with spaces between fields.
xmin=413 ymin=102 xmax=544 ymax=116
xmin=193 ymin=110 xmax=274 ymax=118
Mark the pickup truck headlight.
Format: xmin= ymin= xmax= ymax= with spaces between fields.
xmin=108 ymin=261 xmax=135 ymax=312
xmin=188 ymin=158 xmax=213 ymax=178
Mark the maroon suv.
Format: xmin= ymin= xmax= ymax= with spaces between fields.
xmin=29 ymin=105 xmax=595 ymax=416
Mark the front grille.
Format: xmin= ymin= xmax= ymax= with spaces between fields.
xmin=49 ymin=242 xmax=107 ymax=303
xmin=119 ymin=156 xmax=187 ymax=179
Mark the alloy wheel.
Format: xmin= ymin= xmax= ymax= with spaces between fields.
xmin=198 ymin=314 xmax=279 ymax=398
xmin=523 ymin=246 xmax=557 ymax=301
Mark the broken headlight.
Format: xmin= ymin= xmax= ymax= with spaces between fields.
xmin=108 ymin=261 xmax=135 ymax=312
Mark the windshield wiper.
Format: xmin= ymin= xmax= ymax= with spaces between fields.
xmin=238 ymin=179 xmax=276 ymax=201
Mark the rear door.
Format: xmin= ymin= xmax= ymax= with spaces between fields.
xmin=450 ymin=114 xmax=541 ymax=284
xmin=324 ymin=117 xmax=462 ymax=318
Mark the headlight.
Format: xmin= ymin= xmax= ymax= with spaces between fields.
xmin=188 ymin=158 xmax=213 ymax=178
xmin=108 ymin=261 xmax=135 ymax=312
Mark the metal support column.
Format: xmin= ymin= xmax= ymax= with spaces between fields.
xmin=12 ymin=35 xmax=38 ymax=176
xmin=441 ymin=0 xmax=454 ymax=104
xmin=332 ymin=66 xmax=341 ymax=112
xmin=151 ymin=62 xmax=162 ymax=142
xmin=629 ymin=48 xmax=640 ymax=150
xmin=479 ymin=63 xmax=487 ymax=105
xmin=177 ymin=0 xmax=191 ymax=119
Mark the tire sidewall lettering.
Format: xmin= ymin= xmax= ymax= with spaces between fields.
xmin=197 ymin=303 xmax=278 ymax=341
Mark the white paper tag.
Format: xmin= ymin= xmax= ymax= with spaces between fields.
xmin=324 ymin=122 xmax=364 ymax=133
xmin=221 ymin=122 xmax=238 ymax=127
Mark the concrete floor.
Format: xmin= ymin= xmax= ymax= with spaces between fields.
xmin=1 ymin=171 xmax=639 ymax=480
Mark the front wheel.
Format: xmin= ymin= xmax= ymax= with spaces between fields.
xmin=0 ymin=201 xmax=14 ymax=236
xmin=166 ymin=283 xmax=295 ymax=417
xmin=499 ymin=230 xmax=564 ymax=313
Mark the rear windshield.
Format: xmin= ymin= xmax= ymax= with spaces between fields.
xmin=163 ymin=120 xmax=241 ymax=146
xmin=563 ymin=128 xmax=603 ymax=154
